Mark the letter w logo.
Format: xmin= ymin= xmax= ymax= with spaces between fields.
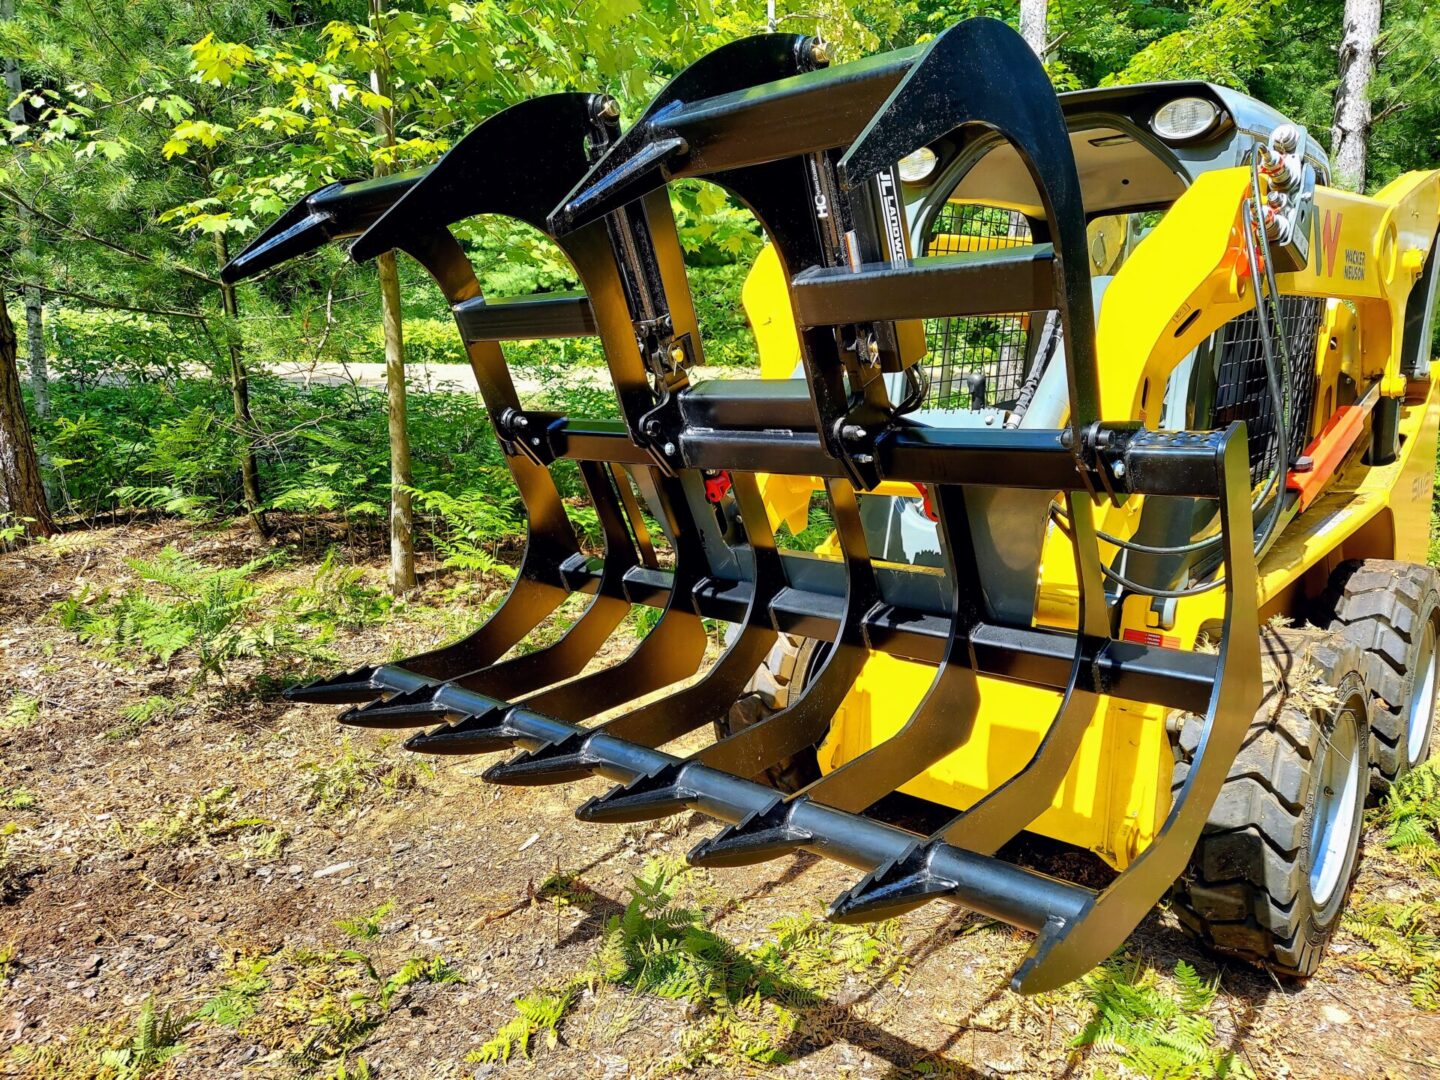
xmin=1315 ymin=209 xmax=1343 ymax=275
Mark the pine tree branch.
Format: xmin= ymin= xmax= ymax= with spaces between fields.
xmin=2 ymin=277 xmax=209 ymax=321
xmin=0 ymin=186 xmax=220 ymax=286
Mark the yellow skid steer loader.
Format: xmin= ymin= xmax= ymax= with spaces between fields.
xmin=224 ymin=18 xmax=1440 ymax=991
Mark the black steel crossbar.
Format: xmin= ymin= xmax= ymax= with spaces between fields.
xmin=790 ymin=246 xmax=1056 ymax=327
xmin=452 ymin=291 xmax=598 ymax=342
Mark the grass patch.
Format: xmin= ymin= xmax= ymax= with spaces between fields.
xmin=472 ymin=856 xmax=905 ymax=1069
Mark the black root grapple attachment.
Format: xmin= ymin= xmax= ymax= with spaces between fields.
xmin=230 ymin=18 xmax=1263 ymax=993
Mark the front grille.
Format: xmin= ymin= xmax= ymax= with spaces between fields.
xmin=1211 ymin=296 xmax=1323 ymax=482
xmin=920 ymin=204 xmax=1037 ymax=410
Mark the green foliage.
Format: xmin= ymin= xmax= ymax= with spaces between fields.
xmin=408 ymin=487 xmax=520 ymax=577
xmin=1 ymin=788 xmax=37 ymax=811
xmin=283 ymin=949 xmax=462 ymax=1075
xmin=51 ymin=547 xmax=311 ymax=684
xmin=1343 ymin=898 xmax=1440 ymax=1009
xmin=473 ymin=856 xmax=904 ymax=1068
xmin=1379 ymin=759 xmax=1440 ymax=855
xmin=136 ymin=785 xmax=272 ymax=849
xmin=1 ymin=693 xmax=39 ymax=732
xmin=1072 ymin=958 xmax=1244 ymax=1078
xmin=99 ymin=997 xmax=190 ymax=1078
xmin=109 ymin=695 xmax=180 ymax=740
xmin=197 ymin=955 xmax=272 ymax=1029
xmin=287 ymin=550 xmax=393 ymax=633
xmin=336 ymin=900 xmax=395 ymax=942
xmin=300 ymin=738 xmax=432 ymax=815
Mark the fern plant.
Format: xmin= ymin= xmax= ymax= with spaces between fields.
xmin=1072 ymin=958 xmax=1245 ymax=1079
xmin=1380 ymin=759 xmax=1440 ymax=855
xmin=51 ymin=546 xmax=317 ymax=684
xmin=472 ymin=857 xmax=903 ymax=1068
xmin=1343 ymin=898 xmax=1440 ymax=1009
xmin=100 ymin=996 xmax=190 ymax=1077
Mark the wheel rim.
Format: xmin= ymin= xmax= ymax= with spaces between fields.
xmin=1309 ymin=703 xmax=1363 ymax=908
xmin=1406 ymin=621 xmax=1439 ymax=767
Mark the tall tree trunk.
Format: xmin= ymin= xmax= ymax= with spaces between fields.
xmin=212 ymin=230 xmax=267 ymax=539
xmin=4 ymin=0 xmax=52 ymax=508
xmin=1331 ymin=0 xmax=1383 ymax=191
xmin=371 ymin=0 xmax=416 ymax=593
xmin=0 ymin=285 xmax=54 ymax=542
xmin=1019 ymin=0 xmax=1049 ymax=61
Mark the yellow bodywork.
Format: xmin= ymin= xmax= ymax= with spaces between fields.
xmin=740 ymin=166 xmax=1440 ymax=869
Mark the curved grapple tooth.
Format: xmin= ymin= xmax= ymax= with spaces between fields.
xmin=827 ymin=842 xmax=957 ymax=925
xmin=686 ymin=797 xmax=812 ymax=869
xmin=575 ymin=763 xmax=695 ymax=825
xmin=338 ymin=685 xmax=449 ymax=729
xmin=482 ymin=732 xmax=597 ymax=786
xmin=284 ymin=666 xmax=385 ymax=705
xmin=401 ymin=706 xmax=521 ymax=756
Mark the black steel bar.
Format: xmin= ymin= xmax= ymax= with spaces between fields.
xmin=452 ymin=291 xmax=598 ymax=342
xmin=789 ymin=246 xmax=1056 ymax=328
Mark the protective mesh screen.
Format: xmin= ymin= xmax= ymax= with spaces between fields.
xmin=920 ymin=204 xmax=1037 ymax=410
xmin=1210 ymin=296 xmax=1323 ymax=483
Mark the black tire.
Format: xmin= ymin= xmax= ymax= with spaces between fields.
xmin=1170 ymin=627 xmax=1370 ymax=977
xmin=1323 ymin=559 xmax=1440 ymax=792
xmin=714 ymin=635 xmax=824 ymax=793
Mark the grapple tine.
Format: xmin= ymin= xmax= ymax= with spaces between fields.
xmin=575 ymin=762 xmax=696 ymax=824
xmin=827 ymin=844 xmax=956 ymax=925
xmin=338 ymin=685 xmax=450 ymax=729
xmin=284 ymin=665 xmax=388 ymax=705
xmin=685 ymin=796 xmax=812 ymax=869
xmin=402 ymin=707 xmax=525 ymax=756
xmin=480 ymin=729 xmax=595 ymax=786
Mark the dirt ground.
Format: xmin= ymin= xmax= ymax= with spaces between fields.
xmin=2 ymin=522 xmax=1439 ymax=1078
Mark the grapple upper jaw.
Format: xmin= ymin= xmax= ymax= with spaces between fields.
xmin=219 ymin=171 xmax=423 ymax=284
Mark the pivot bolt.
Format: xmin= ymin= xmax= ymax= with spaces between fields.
xmin=1112 ymin=460 xmax=1127 ymax=479
xmin=1270 ymin=123 xmax=1299 ymax=155
xmin=662 ymin=441 xmax=677 ymax=457
xmin=669 ymin=343 xmax=687 ymax=366
xmin=841 ymin=424 xmax=868 ymax=441
xmin=596 ymin=96 xmax=620 ymax=120
xmin=808 ymin=39 xmax=830 ymax=66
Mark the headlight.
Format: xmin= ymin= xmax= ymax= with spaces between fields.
xmin=1150 ymin=97 xmax=1221 ymax=142
xmin=897 ymin=146 xmax=938 ymax=183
